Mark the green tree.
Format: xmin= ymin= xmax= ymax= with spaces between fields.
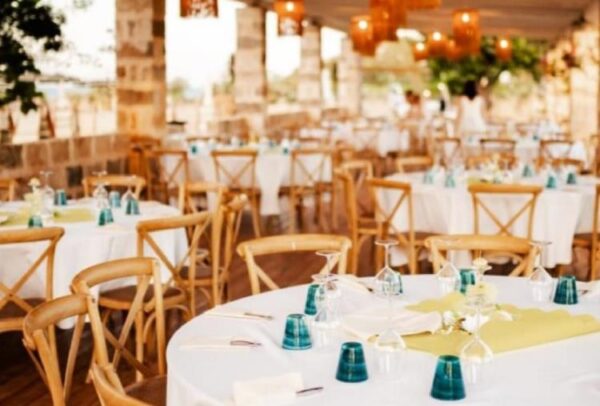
xmin=0 ymin=0 xmax=64 ymax=113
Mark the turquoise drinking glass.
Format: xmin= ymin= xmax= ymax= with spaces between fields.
xmin=282 ymin=314 xmax=312 ymax=350
xmin=28 ymin=215 xmax=43 ymax=229
xmin=125 ymin=198 xmax=140 ymax=215
xmin=566 ymin=172 xmax=577 ymax=185
xmin=304 ymin=284 xmax=319 ymax=316
xmin=423 ymin=171 xmax=434 ymax=185
xmin=336 ymin=342 xmax=369 ymax=383
xmin=54 ymin=189 xmax=67 ymax=206
xmin=430 ymin=355 xmax=466 ymax=401
xmin=459 ymin=269 xmax=477 ymax=294
xmin=444 ymin=174 xmax=456 ymax=188
xmin=522 ymin=164 xmax=534 ymax=178
xmin=98 ymin=208 xmax=114 ymax=226
xmin=553 ymin=275 xmax=578 ymax=305
xmin=546 ymin=175 xmax=557 ymax=189
xmin=109 ymin=191 xmax=121 ymax=208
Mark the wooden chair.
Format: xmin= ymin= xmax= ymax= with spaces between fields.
xmin=0 ymin=227 xmax=64 ymax=335
xmin=0 ymin=178 xmax=16 ymax=201
xmin=82 ymin=175 xmax=146 ymax=200
xmin=367 ymin=178 xmax=425 ymax=274
xmin=237 ymin=234 xmax=352 ymax=295
xmin=549 ymin=157 xmax=585 ymax=174
xmin=573 ymin=184 xmax=600 ymax=280
xmin=71 ymin=258 xmax=168 ymax=384
xmin=336 ymin=167 xmax=377 ymax=275
xmin=480 ymin=138 xmax=517 ymax=155
xmin=432 ymin=137 xmax=462 ymax=167
xmin=466 ymin=153 xmax=517 ymax=170
xmin=539 ymin=140 xmax=574 ymax=161
xmin=211 ymin=149 xmax=261 ymax=237
xmin=425 ymin=234 xmax=538 ymax=277
xmin=146 ymin=148 xmax=189 ymax=203
xmin=353 ymin=127 xmax=379 ymax=152
xmin=90 ymin=363 xmax=156 ymax=406
xmin=468 ymin=183 xmax=542 ymax=239
xmin=288 ymin=148 xmax=334 ymax=233
xmin=395 ymin=156 xmax=433 ymax=173
xmin=178 ymin=181 xmax=226 ymax=215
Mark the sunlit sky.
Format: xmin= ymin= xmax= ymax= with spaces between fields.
xmin=41 ymin=0 xmax=345 ymax=88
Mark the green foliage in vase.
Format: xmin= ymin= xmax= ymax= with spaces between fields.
xmin=427 ymin=36 xmax=546 ymax=95
xmin=0 ymin=0 xmax=64 ymax=113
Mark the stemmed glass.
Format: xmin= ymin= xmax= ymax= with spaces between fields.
xmin=39 ymin=171 xmax=55 ymax=223
xmin=437 ymin=261 xmax=460 ymax=295
xmin=460 ymin=293 xmax=494 ymax=388
xmin=121 ymin=176 xmax=136 ymax=206
xmin=528 ymin=241 xmax=553 ymax=302
xmin=373 ymin=239 xmax=406 ymax=378
xmin=311 ymin=250 xmax=341 ymax=350
xmin=92 ymin=171 xmax=109 ymax=209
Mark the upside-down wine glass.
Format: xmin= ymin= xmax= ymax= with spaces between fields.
xmin=528 ymin=241 xmax=553 ymax=302
xmin=92 ymin=171 xmax=109 ymax=209
xmin=311 ymin=250 xmax=341 ymax=350
xmin=121 ymin=175 xmax=136 ymax=206
xmin=39 ymin=171 xmax=55 ymax=223
xmin=373 ymin=239 xmax=406 ymax=378
xmin=460 ymin=292 xmax=494 ymax=389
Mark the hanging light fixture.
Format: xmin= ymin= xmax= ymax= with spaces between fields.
xmin=445 ymin=39 xmax=464 ymax=61
xmin=412 ymin=42 xmax=428 ymax=61
xmin=370 ymin=0 xmax=393 ymax=43
xmin=350 ymin=15 xmax=376 ymax=56
xmin=406 ymin=0 xmax=441 ymax=10
xmin=180 ymin=0 xmax=218 ymax=18
xmin=274 ymin=0 xmax=305 ymax=36
xmin=496 ymin=37 xmax=513 ymax=61
xmin=426 ymin=31 xmax=447 ymax=57
xmin=452 ymin=9 xmax=480 ymax=49
xmin=387 ymin=0 xmax=408 ymax=37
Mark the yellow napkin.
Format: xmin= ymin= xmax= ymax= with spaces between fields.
xmin=0 ymin=208 xmax=94 ymax=227
xmin=403 ymin=293 xmax=600 ymax=356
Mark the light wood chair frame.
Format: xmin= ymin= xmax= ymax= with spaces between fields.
xmin=146 ymin=148 xmax=189 ymax=203
xmin=432 ymin=137 xmax=462 ymax=167
xmin=237 ymin=234 xmax=352 ymax=295
xmin=479 ymin=138 xmax=517 ymax=155
xmin=539 ymin=140 xmax=574 ymax=161
xmin=395 ymin=155 xmax=433 ymax=173
xmin=0 ymin=178 xmax=16 ymax=201
xmin=574 ymin=184 xmax=600 ymax=281
xmin=82 ymin=175 xmax=146 ymax=200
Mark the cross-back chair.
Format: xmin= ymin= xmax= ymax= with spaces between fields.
xmin=432 ymin=137 xmax=462 ymax=168
xmin=0 ymin=227 xmax=64 ymax=335
xmin=0 ymin=178 xmax=16 ymax=201
xmin=178 ymin=181 xmax=227 ymax=215
xmin=466 ymin=153 xmax=517 ymax=170
xmin=368 ymin=178 xmax=426 ymax=274
xmin=288 ymin=148 xmax=334 ymax=233
xmin=480 ymin=138 xmax=517 ymax=155
xmin=71 ymin=258 xmax=167 ymax=384
xmin=468 ymin=183 xmax=542 ymax=239
xmin=573 ymin=184 xmax=600 ymax=281
xmin=425 ymin=234 xmax=538 ymax=277
xmin=549 ymin=157 xmax=585 ymax=174
xmin=146 ymin=148 xmax=189 ymax=203
xmin=395 ymin=155 xmax=433 ymax=173
xmin=237 ymin=234 xmax=351 ymax=295
xmin=211 ymin=149 xmax=261 ymax=237
xmin=539 ymin=140 xmax=575 ymax=162
xmin=83 ymin=175 xmax=146 ymax=200
xmin=90 ymin=363 xmax=153 ymax=406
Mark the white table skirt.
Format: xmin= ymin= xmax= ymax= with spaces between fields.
xmin=381 ymin=173 xmax=598 ymax=268
xmin=166 ymin=275 xmax=600 ymax=405
xmin=0 ymin=201 xmax=188 ymax=306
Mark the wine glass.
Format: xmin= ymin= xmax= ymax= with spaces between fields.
xmin=460 ymin=293 xmax=494 ymax=388
xmin=437 ymin=261 xmax=460 ymax=296
xmin=373 ymin=240 xmax=406 ymax=379
xmin=528 ymin=241 xmax=553 ymax=302
xmin=121 ymin=176 xmax=136 ymax=206
xmin=39 ymin=171 xmax=55 ymax=223
xmin=311 ymin=251 xmax=341 ymax=350
xmin=91 ymin=171 xmax=109 ymax=210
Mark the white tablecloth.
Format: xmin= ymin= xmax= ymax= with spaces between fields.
xmin=0 ymin=200 xmax=187 ymax=303
xmin=330 ymin=123 xmax=409 ymax=157
xmin=381 ymin=173 xmax=599 ymax=268
xmin=166 ymin=275 xmax=600 ymax=405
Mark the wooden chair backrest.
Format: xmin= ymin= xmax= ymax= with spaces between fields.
xmin=433 ymin=137 xmax=462 ymax=167
xmin=0 ymin=227 xmax=64 ymax=334
xmin=83 ymin=175 xmax=146 ymax=199
xmin=71 ymin=258 xmax=166 ymax=379
xmin=425 ymin=234 xmax=537 ymax=277
xmin=338 ymin=160 xmax=373 ymax=217
xmin=237 ymin=234 xmax=352 ymax=295
xmin=468 ymin=183 xmax=542 ymax=239
xmin=549 ymin=158 xmax=585 ymax=174
xmin=540 ymin=140 xmax=574 ymax=160
xmin=90 ymin=363 xmax=149 ymax=406
xmin=480 ymin=138 xmax=517 ymax=154
xmin=148 ymin=148 xmax=189 ymax=190
xmin=466 ymin=153 xmax=517 ymax=170
xmin=588 ymin=184 xmax=600 ymax=280
xmin=211 ymin=150 xmax=257 ymax=190
xmin=290 ymin=148 xmax=332 ymax=188
xmin=353 ymin=127 xmax=379 ymax=150
xmin=178 ymin=182 xmax=227 ymax=214
xmin=0 ymin=178 xmax=16 ymax=201
xmin=396 ymin=156 xmax=433 ymax=173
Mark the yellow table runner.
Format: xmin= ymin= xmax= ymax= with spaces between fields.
xmin=404 ymin=293 xmax=600 ymax=356
xmin=0 ymin=208 xmax=95 ymax=227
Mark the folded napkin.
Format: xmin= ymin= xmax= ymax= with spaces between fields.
xmin=205 ymin=306 xmax=272 ymax=321
xmin=341 ymin=306 xmax=442 ymax=341
xmin=579 ymin=281 xmax=600 ymax=300
xmin=179 ymin=336 xmax=259 ymax=350
xmin=233 ymin=373 xmax=303 ymax=406
xmin=336 ymin=275 xmax=372 ymax=294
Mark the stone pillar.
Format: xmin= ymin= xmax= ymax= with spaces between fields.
xmin=297 ymin=22 xmax=322 ymax=121
xmin=234 ymin=7 xmax=267 ymax=135
xmin=337 ymin=38 xmax=362 ymax=117
xmin=570 ymin=27 xmax=599 ymax=139
xmin=116 ymin=0 xmax=167 ymax=139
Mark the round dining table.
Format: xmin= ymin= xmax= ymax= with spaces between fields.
xmin=166 ymin=275 xmax=600 ymax=405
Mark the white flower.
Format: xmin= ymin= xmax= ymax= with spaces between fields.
xmin=460 ymin=314 xmax=490 ymax=333
xmin=466 ymin=282 xmax=498 ymax=304
xmin=442 ymin=311 xmax=457 ymax=327
xmin=28 ymin=178 xmax=41 ymax=188
xmin=494 ymin=310 xmax=513 ymax=321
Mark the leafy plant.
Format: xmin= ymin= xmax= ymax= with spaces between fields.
xmin=427 ymin=36 xmax=546 ymax=95
xmin=0 ymin=0 xmax=64 ymax=113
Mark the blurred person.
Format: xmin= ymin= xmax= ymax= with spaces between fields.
xmin=456 ymin=80 xmax=487 ymax=137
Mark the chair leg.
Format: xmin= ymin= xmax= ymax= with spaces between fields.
xmin=330 ymin=187 xmax=338 ymax=231
xmin=250 ymin=194 xmax=262 ymax=237
xmin=288 ymin=193 xmax=296 ymax=233
xmin=135 ymin=312 xmax=144 ymax=382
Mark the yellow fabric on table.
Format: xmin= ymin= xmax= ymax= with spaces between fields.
xmin=0 ymin=208 xmax=95 ymax=227
xmin=404 ymin=292 xmax=600 ymax=356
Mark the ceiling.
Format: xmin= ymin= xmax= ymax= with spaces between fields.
xmin=252 ymin=0 xmax=595 ymax=40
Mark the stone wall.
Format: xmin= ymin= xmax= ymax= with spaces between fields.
xmin=337 ymin=38 xmax=362 ymax=117
xmin=0 ymin=135 xmax=130 ymax=198
xmin=297 ymin=23 xmax=322 ymax=121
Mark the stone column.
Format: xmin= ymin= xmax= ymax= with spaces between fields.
xmin=570 ymin=27 xmax=599 ymax=139
xmin=116 ymin=0 xmax=167 ymax=139
xmin=337 ymin=38 xmax=362 ymax=117
xmin=297 ymin=22 xmax=322 ymax=121
xmin=234 ymin=7 xmax=267 ymax=135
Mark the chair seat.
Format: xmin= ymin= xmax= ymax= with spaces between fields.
xmin=125 ymin=375 xmax=166 ymax=406
xmin=573 ymin=233 xmax=593 ymax=248
xmin=179 ymin=265 xmax=212 ymax=281
xmin=0 ymin=298 xmax=45 ymax=332
xmin=99 ymin=286 xmax=186 ymax=311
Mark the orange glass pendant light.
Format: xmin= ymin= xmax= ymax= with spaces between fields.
xmin=180 ymin=0 xmax=218 ymax=18
xmin=496 ymin=37 xmax=512 ymax=61
xmin=406 ymin=0 xmax=441 ymax=10
xmin=387 ymin=0 xmax=408 ymax=36
xmin=426 ymin=31 xmax=447 ymax=57
xmin=445 ymin=39 xmax=464 ymax=61
xmin=274 ymin=0 xmax=305 ymax=36
xmin=370 ymin=0 xmax=393 ymax=43
xmin=350 ymin=15 xmax=376 ymax=56
xmin=452 ymin=9 xmax=480 ymax=48
xmin=413 ymin=42 xmax=428 ymax=61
